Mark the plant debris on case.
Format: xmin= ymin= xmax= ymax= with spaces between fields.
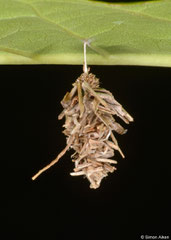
xmin=32 ymin=68 xmax=133 ymax=189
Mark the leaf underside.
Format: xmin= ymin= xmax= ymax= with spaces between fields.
xmin=0 ymin=0 xmax=171 ymax=66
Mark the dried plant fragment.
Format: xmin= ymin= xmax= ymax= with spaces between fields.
xmin=32 ymin=69 xmax=133 ymax=189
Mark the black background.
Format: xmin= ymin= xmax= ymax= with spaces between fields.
xmin=1 ymin=65 xmax=171 ymax=239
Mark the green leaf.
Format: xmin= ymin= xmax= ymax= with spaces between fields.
xmin=0 ymin=0 xmax=171 ymax=66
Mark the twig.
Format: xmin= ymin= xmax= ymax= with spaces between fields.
xmin=32 ymin=137 xmax=73 ymax=180
xmin=77 ymin=80 xmax=84 ymax=118
xmin=111 ymin=132 xmax=125 ymax=158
